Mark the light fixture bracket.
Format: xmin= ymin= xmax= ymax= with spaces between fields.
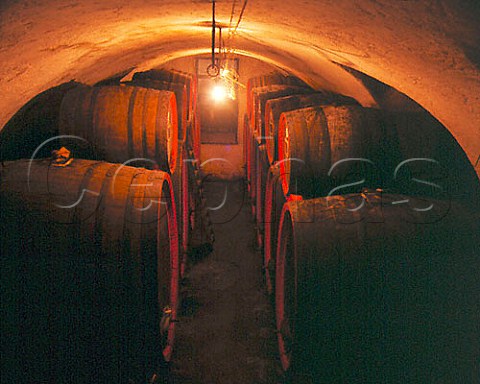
xmin=207 ymin=0 xmax=220 ymax=78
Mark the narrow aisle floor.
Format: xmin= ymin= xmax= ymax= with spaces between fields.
xmin=169 ymin=179 xmax=281 ymax=384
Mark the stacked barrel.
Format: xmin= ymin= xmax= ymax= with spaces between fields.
xmin=245 ymin=73 xmax=313 ymax=246
xmin=1 ymin=70 xmax=212 ymax=383
xmin=127 ymin=69 xmax=212 ymax=273
xmin=245 ymin=72 xmax=480 ymax=382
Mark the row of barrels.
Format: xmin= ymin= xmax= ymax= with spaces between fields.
xmin=1 ymin=159 xmax=178 ymax=383
xmin=60 ymin=69 xmax=200 ymax=168
xmin=245 ymin=73 xmax=480 ymax=382
xmin=61 ymin=70 xmax=209 ymax=274
xmin=1 ymin=70 xmax=211 ymax=383
xmin=246 ymin=75 xmax=477 ymax=257
xmin=58 ymin=76 xmax=207 ymax=269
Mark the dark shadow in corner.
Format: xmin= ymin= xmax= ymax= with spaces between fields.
xmin=340 ymin=65 xmax=480 ymax=212
xmin=0 ymin=81 xmax=82 ymax=162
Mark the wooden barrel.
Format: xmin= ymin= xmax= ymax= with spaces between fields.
xmin=59 ymin=85 xmax=178 ymax=173
xmin=251 ymin=85 xmax=312 ymax=143
xmin=275 ymin=191 xmax=480 ymax=382
xmin=255 ymin=145 xmax=269 ymax=250
xmin=187 ymin=169 xmax=215 ymax=254
xmin=128 ymin=79 xmax=188 ymax=143
xmin=245 ymin=114 xmax=255 ymax=197
xmin=264 ymin=92 xmax=359 ymax=164
xmin=249 ymin=137 xmax=259 ymax=217
xmin=169 ymin=139 xmax=195 ymax=278
xmin=244 ymin=114 xmax=253 ymax=190
xmin=277 ymin=105 xmax=384 ymax=198
xmin=0 ymin=159 xmax=179 ymax=383
xmin=180 ymin=150 xmax=199 ymax=276
xmin=246 ymin=73 xmax=308 ymax=119
xmin=192 ymin=114 xmax=201 ymax=161
xmin=133 ymin=69 xmax=197 ymax=122
xmin=243 ymin=113 xmax=249 ymax=178
xmin=263 ymin=164 xmax=286 ymax=296
xmin=170 ymin=137 xmax=214 ymax=276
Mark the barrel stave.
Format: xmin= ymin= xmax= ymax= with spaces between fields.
xmin=276 ymin=192 xmax=480 ymax=382
xmin=128 ymin=79 xmax=188 ymax=143
xmin=265 ymin=92 xmax=359 ymax=164
xmin=0 ymin=159 xmax=179 ymax=383
xmin=59 ymin=85 xmax=178 ymax=173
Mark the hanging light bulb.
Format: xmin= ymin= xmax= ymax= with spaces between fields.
xmin=211 ymin=82 xmax=228 ymax=103
xmin=211 ymin=67 xmax=237 ymax=103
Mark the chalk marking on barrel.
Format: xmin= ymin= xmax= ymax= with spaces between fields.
xmin=392 ymin=199 xmax=410 ymax=205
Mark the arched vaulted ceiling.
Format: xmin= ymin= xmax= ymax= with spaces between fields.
xmin=0 ymin=0 xmax=479 ymax=175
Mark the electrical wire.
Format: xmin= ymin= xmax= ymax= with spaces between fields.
xmin=211 ymin=0 xmax=216 ymax=67
xmin=216 ymin=0 xmax=247 ymax=88
xmin=226 ymin=0 xmax=248 ymax=50
xmin=207 ymin=0 xmax=219 ymax=77
xmin=232 ymin=0 xmax=248 ymax=37
xmin=228 ymin=0 xmax=237 ymax=33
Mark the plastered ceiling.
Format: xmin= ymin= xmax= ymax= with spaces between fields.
xmin=0 ymin=0 xmax=479 ymax=175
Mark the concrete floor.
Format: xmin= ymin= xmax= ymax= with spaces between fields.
xmin=167 ymin=179 xmax=281 ymax=384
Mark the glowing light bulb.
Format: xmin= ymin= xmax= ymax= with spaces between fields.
xmin=212 ymin=84 xmax=228 ymax=102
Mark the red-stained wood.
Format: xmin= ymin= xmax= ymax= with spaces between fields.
xmin=263 ymin=164 xmax=285 ymax=296
xmin=275 ymin=192 xmax=479 ymax=382
xmin=133 ymin=69 xmax=197 ymax=123
xmin=255 ymin=144 xmax=269 ymax=250
xmin=246 ymin=73 xmax=308 ymax=122
xmin=264 ymin=92 xmax=359 ymax=164
xmin=277 ymin=105 xmax=384 ymax=197
xmin=129 ymin=79 xmax=189 ymax=143
xmin=59 ymin=85 xmax=178 ymax=173
xmin=250 ymin=85 xmax=311 ymax=143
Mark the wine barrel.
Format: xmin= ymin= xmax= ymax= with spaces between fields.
xmin=245 ymin=114 xmax=256 ymax=198
xmin=0 ymin=159 xmax=179 ymax=383
xmin=277 ymin=105 xmax=384 ymax=198
xmin=187 ymin=169 xmax=215 ymax=254
xmin=264 ymin=92 xmax=359 ymax=164
xmin=245 ymin=114 xmax=253 ymax=192
xmin=133 ymin=69 xmax=197 ymax=122
xmin=263 ymin=164 xmax=286 ymax=296
xmin=59 ymin=85 xmax=178 ymax=173
xmin=247 ymin=73 xmax=308 ymax=119
xmin=243 ymin=113 xmax=249 ymax=178
xmin=251 ymin=85 xmax=312 ymax=143
xmin=169 ymin=139 xmax=195 ymax=278
xmin=128 ymin=79 xmax=188 ymax=143
xmin=172 ymin=138 xmax=214 ymax=276
xmin=255 ymin=144 xmax=269 ymax=250
xmin=192 ymin=114 xmax=201 ymax=161
xmin=181 ymin=150 xmax=199 ymax=276
xmin=275 ymin=191 xmax=480 ymax=382
xmin=249 ymin=136 xmax=259 ymax=217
